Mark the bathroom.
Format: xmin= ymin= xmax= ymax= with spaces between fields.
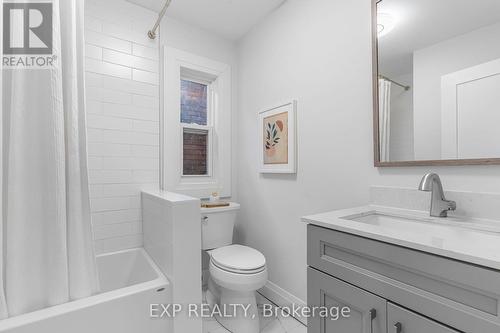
xmin=1 ymin=0 xmax=500 ymax=332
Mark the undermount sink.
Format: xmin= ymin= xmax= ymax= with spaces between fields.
xmin=341 ymin=210 xmax=500 ymax=235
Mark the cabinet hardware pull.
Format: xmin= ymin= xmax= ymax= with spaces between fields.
xmin=394 ymin=322 xmax=402 ymax=333
xmin=369 ymin=309 xmax=377 ymax=333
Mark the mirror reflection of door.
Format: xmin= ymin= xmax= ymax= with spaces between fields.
xmin=376 ymin=0 xmax=500 ymax=163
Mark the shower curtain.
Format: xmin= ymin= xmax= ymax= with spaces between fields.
xmin=0 ymin=0 xmax=99 ymax=318
xmin=378 ymin=78 xmax=392 ymax=162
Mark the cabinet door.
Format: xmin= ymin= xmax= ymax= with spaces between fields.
xmin=387 ymin=303 xmax=460 ymax=333
xmin=308 ymin=267 xmax=386 ymax=333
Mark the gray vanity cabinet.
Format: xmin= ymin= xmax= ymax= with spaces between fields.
xmin=307 ymin=224 xmax=500 ymax=333
xmin=308 ymin=267 xmax=386 ymax=333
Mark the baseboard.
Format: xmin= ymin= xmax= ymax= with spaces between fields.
xmin=258 ymin=281 xmax=308 ymax=326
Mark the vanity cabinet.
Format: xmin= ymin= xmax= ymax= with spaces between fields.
xmin=307 ymin=224 xmax=500 ymax=333
xmin=308 ymin=268 xmax=386 ymax=333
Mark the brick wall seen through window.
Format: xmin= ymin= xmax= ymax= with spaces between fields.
xmin=183 ymin=130 xmax=208 ymax=175
xmin=180 ymin=79 xmax=207 ymax=125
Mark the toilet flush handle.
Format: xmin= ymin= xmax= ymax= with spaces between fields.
xmin=202 ymin=216 xmax=208 ymax=225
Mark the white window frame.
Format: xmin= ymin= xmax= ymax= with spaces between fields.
xmin=161 ymin=47 xmax=232 ymax=198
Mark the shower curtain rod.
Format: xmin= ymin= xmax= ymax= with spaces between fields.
xmin=379 ymin=74 xmax=411 ymax=91
xmin=148 ymin=0 xmax=172 ymax=39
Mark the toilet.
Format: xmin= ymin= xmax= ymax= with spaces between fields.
xmin=201 ymin=203 xmax=267 ymax=333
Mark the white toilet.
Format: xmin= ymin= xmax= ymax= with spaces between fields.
xmin=201 ymin=203 xmax=267 ymax=333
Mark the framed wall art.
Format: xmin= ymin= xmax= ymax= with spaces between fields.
xmin=259 ymin=100 xmax=297 ymax=173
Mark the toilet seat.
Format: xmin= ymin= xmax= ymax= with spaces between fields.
xmin=210 ymin=245 xmax=266 ymax=274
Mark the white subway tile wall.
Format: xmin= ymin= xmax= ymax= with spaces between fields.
xmin=84 ymin=0 xmax=159 ymax=254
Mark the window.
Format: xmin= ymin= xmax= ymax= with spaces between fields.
xmin=180 ymin=79 xmax=211 ymax=176
xmin=162 ymin=47 xmax=232 ymax=198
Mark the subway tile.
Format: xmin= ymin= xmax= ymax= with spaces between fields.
xmin=87 ymin=128 xmax=104 ymax=143
xmin=93 ymin=221 xmax=142 ymax=240
xmin=92 ymin=209 xmax=142 ymax=225
xmin=88 ymin=143 xmax=132 ymax=157
xmin=85 ymin=44 xmax=102 ymax=60
xmin=133 ymin=94 xmax=158 ymax=108
xmin=89 ymin=185 xmax=104 ymax=198
xmin=132 ymin=120 xmax=159 ymax=134
xmin=103 ymin=49 xmax=158 ymax=73
xmin=88 ymin=157 xmax=103 ymax=170
xmin=100 ymin=157 xmax=158 ymax=171
xmin=85 ymin=72 xmax=103 ymax=87
xmin=85 ymin=30 xmax=132 ymax=54
xmin=86 ymin=101 xmax=103 ymax=115
xmin=84 ymin=15 xmax=102 ymax=32
xmin=132 ymin=43 xmax=159 ymax=61
xmin=98 ymin=129 xmax=159 ymax=146
xmin=131 ymin=145 xmax=159 ymax=158
xmin=84 ymin=0 xmax=160 ymax=254
xmin=90 ymin=196 xmax=141 ymax=212
xmin=100 ymin=103 xmax=158 ymax=121
xmin=100 ymin=184 xmax=147 ymax=198
xmin=87 ymin=114 xmax=134 ymax=131
xmin=94 ymin=234 xmax=143 ymax=255
xmin=132 ymin=170 xmax=159 ymax=183
xmin=132 ymin=69 xmax=159 ymax=85
xmin=89 ymin=170 xmax=133 ymax=184
xmin=100 ymin=76 xmax=158 ymax=97
xmin=85 ymin=58 xmax=131 ymax=79
xmin=87 ymin=86 xmax=133 ymax=105
xmin=103 ymin=88 xmax=133 ymax=105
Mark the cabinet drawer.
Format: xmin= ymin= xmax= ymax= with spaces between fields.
xmin=308 ymin=267 xmax=386 ymax=333
xmin=307 ymin=224 xmax=500 ymax=333
xmin=388 ymin=303 xmax=460 ymax=333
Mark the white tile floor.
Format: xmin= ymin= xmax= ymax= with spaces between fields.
xmin=202 ymin=291 xmax=307 ymax=333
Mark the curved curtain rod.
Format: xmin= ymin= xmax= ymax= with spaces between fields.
xmin=379 ymin=74 xmax=411 ymax=91
xmin=148 ymin=0 xmax=173 ymax=39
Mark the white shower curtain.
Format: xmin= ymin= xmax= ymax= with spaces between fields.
xmin=378 ymin=78 xmax=392 ymax=162
xmin=1 ymin=0 xmax=99 ymax=318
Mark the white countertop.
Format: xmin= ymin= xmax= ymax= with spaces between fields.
xmin=302 ymin=205 xmax=500 ymax=271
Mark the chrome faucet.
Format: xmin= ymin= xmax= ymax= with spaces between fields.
xmin=418 ymin=173 xmax=456 ymax=217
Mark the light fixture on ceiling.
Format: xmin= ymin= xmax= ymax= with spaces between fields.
xmin=377 ymin=13 xmax=397 ymax=38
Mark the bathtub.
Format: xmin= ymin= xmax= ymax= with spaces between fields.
xmin=0 ymin=248 xmax=171 ymax=333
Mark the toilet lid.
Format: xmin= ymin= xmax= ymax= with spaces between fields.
xmin=210 ymin=245 xmax=266 ymax=274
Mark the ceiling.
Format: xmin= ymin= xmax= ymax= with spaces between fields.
xmin=127 ymin=0 xmax=286 ymax=40
xmin=378 ymin=0 xmax=500 ymax=77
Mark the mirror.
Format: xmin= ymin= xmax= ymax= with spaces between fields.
xmin=374 ymin=0 xmax=500 ymax=166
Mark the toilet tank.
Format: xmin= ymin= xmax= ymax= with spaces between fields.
xmin=201 ymin=202 xmax=241 ymax=250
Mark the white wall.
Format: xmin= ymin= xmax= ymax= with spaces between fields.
xmin=236 ymin=0 xmax=374 ymax=302
xmin=236 ymin=0 xmax=500 ymax=307
xmin=413 ymin=22 xmax=500 ymax=160
xmin=84 ymin=0 xmax=160 ymax=253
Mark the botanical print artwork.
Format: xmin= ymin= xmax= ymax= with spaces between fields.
xmin=263 ymin=111 xmax=288 ymax=164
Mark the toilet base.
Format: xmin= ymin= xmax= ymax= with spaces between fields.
xmin=215 ymin=287 xmax=260 ymax=333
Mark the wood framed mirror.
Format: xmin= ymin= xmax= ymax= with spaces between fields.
xmin=372 ymin=0 xmax=500 ymax=167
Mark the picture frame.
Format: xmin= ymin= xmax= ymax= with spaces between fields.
xmin=258 ymin=100 xmax=297 ymax=173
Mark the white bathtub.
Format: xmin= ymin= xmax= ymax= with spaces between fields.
xmin=0 ymin=248 xmax=171 ymax=333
